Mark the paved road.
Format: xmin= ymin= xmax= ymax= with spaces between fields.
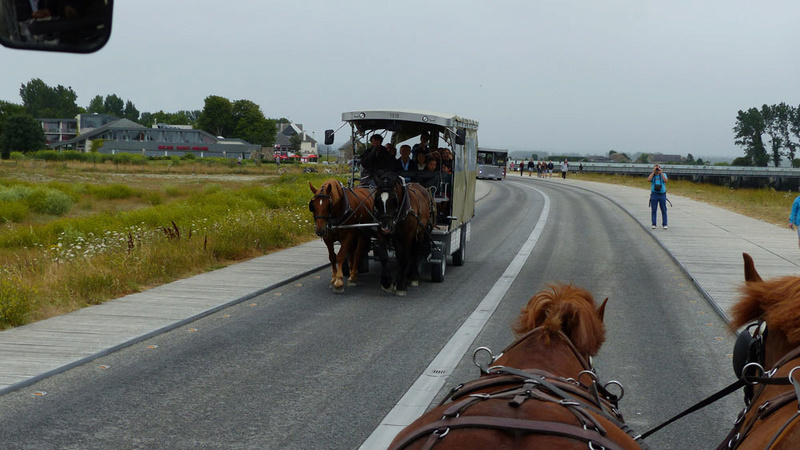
xmin=1 ymin=176 xmax=797 ymax=449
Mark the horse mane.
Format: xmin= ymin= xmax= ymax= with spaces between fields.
xmin=512 ymin=284 xmax=606 ymax=357
xmin=731 ymin=276 xmax=800 ymax=345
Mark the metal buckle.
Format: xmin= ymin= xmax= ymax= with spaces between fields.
xmin=603 ymin=380 xmax=625 ymax=401
xmin=742 ymin=362 xmax=765 ymax=385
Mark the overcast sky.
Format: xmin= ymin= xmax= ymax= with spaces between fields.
xmin=2 ymin=0 xmax=799 ymax=158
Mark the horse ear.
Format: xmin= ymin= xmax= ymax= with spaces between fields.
xmin=743 ymin=253 xmax=763 ymax=283
xmin=596 ymin=298 xmax=608 ymax=322
xmin=309 ymin=182 xmax=318 ymax=194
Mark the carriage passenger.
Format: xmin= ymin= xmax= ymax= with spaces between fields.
xmin=439 ymin=148 xmax=453 ymax=174
xmin=424 ymin=154 xmax=440 ymax=172
xmin=411 ymin=132 xmax=431 ymax=160
xmin=394 ymin=145 xmax=415 ymax=178
xmin=414 ymin=151 xmax=427 ymax=171
xmin=360 ymin=134 xmax=395 ymax=187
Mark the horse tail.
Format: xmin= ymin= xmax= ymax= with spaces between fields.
xmin=513 ymin=284 xmax=606 ymax=357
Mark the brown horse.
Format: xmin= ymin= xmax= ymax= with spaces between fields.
xmin=389 ymin=284 xmax=642 ymax=449
xmin=720 ymin=253 xmax=800 ymax=449
xmin=372 ymin=171 xmax=435 ymax=296
xmin=308 ymin=179 xmax=375 ymax=293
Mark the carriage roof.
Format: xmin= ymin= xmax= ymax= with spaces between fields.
xmin=341 ymin=110 xmax=479 ymax=132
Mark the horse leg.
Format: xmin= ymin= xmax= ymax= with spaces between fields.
xmin=332 ymin=233 xmax=352 ymax=294
xmin=347 ymin=233 xmax=366 ymax=287
xmin=324 ymin=237 xmax=338 ymax=289
xmin=394 ymin=235 xmax=409 ymax=296
xmin=408 ymin=236 xmax=421 ymax=287
xmin=374 ymin=236 xmax=394 ymax=293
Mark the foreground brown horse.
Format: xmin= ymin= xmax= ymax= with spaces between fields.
xmin=389 ymin=284 xmax=642 ymax=449
xmin=373 ymin=172 xmax=435 ymax=296
xmin=308 ymin=179 xmax=374 ymax=293
xmin=720 ymin=253 xmax=800 ymax=449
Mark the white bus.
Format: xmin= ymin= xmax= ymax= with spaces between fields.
xmin=477 ymin=148 xmax=507 ymax=180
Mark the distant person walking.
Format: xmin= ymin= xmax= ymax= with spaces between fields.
xmin=547 ymin=161 xmax=554 ymax=178
xmin=561 ymin=160 xmax=569 ymax=179
xmin=527 ymin=159 xmax=534 ymax=176
xmin=648 ymin=164 xmax=668 ymax=230
xmin=789 ymin=194 xmax=800 ymax=253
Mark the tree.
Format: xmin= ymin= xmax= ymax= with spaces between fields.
xmin=19 ymin=78 xmax=79 ymax=118
xmin=1 ymin=114 xmax=46 ymax=158
xmin=103 ymin=94 xmax=124 ymax=118
xmin=686 ymin=153 xmax=695 ymax=163
xmin=530 ymin=153 xmax=539 ymax=160
xmin=231 ymin=99 xmax=276 ymax=146
xmin=635 ymin=153 xmax=650 ymax=164
xmin=761 ymin=104 xmax=783 ymax=167
xmin=732 ymin=156 xmax=752 ymax=166
xmin=733 ymin=108 xmax=768 ymax=166
xmin=87 ymin=95 xmax=104 ymax=113
xmin=124 ymin=100 xmax=139 ymax=122
xmin=289 ymin=133 xmax=302 ymax=151
xmin=197 ymin=95 xmax=234 ymax=137
xmin=0 ymin=100 xmax=27 ymax=144
xmin=608 ymin=150 xmax=617 ymax=157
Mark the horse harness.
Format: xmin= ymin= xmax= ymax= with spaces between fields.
xmin=717 ymin=320 xmax=800 ymax=449
xmin=309 ymin=181 xmax=377 ymax=228
xmin=376 ymin=176 xmax=436 ymax=237
xmin=390 ymin=328 xmax=643 ymax=450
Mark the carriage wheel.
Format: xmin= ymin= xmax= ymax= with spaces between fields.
xmin=431 ymin=255 xmax=446 ymax=282
xmin=452 ymin=228 xmax=467 ymax=267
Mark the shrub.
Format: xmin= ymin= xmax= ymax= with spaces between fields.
xmin=0 ymin=201 xmax=29 ymax=222
xmin=86 ymin=183 xmax=136 ymax=200
xmin=9 ymin=151 xmax=25 ymax=161
xmin=181 ymin=153 xmax=196 ymax=160
xmin=0 ymin=279 xmax=33 ymax=327
xmin=0 ymin=185 xmax=33 ymax=202
xmin=203 ymin=183 xmax=223 ymax=195
xmin=25 ymin=187 xmax=74 ymax=215
xmin=31 ymin=150 xmax=64 ymax=161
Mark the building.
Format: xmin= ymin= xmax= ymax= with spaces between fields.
xmin=648 ymin=153 xmax=683 ymax=164
xmin=274 ymin=122 xmax=317 ymax=156
xmin=46 ymin=114 xmax=259 ymax=159
xmin=38 ymin=118 xmax=77 ymax=147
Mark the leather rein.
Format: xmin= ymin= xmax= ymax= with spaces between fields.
xmin=390 ymin=328 xmax=642 ymax=450
xmin=310 ymin=182 xmax=377 ymax=228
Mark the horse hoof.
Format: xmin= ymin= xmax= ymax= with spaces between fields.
xmin=409 ymin=280 xmax=419 ymax=287
xmin=382 ymin=285 xmax=395 ymax=294
xmin=333 ymin=286 xmax=345 ymax=294
xmin=395 ymin=290 xmax=407 ymax=297
xmin=347 ymin=280 xmax=357 ymax=287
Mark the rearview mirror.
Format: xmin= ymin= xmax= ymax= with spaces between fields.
xmin=0 ymin=0 xmax=113 ymax=53
xmin=455 ymin=129 xmax=466 ymax=145
xmin=324 ymin=129 xmax=335 ymax=146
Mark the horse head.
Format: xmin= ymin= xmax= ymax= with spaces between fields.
xmin=309 ymin=180 xmax=341 ymax=237
xmin=373 ymin=171 xmax=405 ymax=235
xmin=509 ymin=284 xmax=607 ymax=361
xmin=731 ymin=253 xmax=800 ymax=371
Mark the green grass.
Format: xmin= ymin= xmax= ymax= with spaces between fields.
xmin=0 ymin=168 xmax=346 ymax=329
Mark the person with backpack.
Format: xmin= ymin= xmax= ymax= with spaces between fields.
xmin=648 ymin=164 xmax=668 ymax=229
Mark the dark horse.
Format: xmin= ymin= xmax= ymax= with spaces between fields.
xmin=308 ymin=179 xmax=374 ymax=293
xmin=372 ymin=171 xmax=435 ymax=296
xmin=389 ymin=284 xmax=642 ymax=449
xmin=719 ymin=253 xmax=800 ymax=449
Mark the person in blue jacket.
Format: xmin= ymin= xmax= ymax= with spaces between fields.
xmin=647 ymin=164 xmax=668 ymax=230
xmin=789 ymin=195 xmax=800 ymax=252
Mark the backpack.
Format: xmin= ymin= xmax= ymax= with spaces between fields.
xmin=653 ymin=175 xmax=664 ymax=191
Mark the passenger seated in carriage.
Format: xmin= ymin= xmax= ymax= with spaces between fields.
xmin=414 ymin=151 xmax=427 ymax=171
xmin=394 ymin=144 xmax=415 ymax=176
xmin=424 ymin=154 xmax=440 ymax=172
xmin=359 ymin=134 xmax=395 ymax=187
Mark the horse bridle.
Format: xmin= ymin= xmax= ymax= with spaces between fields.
xmin=719 ymin=320 xmax=800 ymax=449
xmin=375 ymin=176 xmax=411 ymax=230
xmin=390 ymin=328 xmax=640 ymax=450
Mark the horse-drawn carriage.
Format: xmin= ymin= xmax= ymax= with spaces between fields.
xmin=313 ymin=109 xmax=479 ymax=294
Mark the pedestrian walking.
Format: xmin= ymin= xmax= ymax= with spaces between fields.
xmin=527 ymin=159 xmax=534 ymax=176
xmin=789 ymin=194 xmax=800 ymax=254
xmin=648 ymin=164 xmax=668 ymax=229
xmin=561 ymin=160 xmax=569 ymax=179
xmin=547 ymin=161 xmax=554 ymax=178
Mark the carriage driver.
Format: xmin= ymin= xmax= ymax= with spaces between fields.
xmin=360 ymin=134 xmax=397 ymax=187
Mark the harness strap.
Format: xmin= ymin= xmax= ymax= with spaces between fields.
xmin=388 ymin=416 xmax=625 ymax=450
xmin=637 ymin=378 xmax=745 ymax=441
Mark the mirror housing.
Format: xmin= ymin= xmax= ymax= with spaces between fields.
xmin=0 ymin=0 xmax=114 ymax=54
xmin=455 ymin=129 xmax=466 ymax=145
xmin=324 ymin=129 xmax=335 ymax=146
